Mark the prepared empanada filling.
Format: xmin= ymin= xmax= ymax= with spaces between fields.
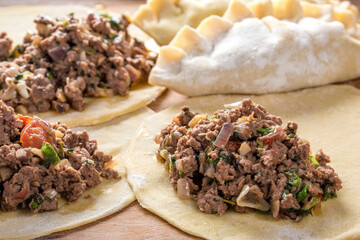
xmin=155 ymin=99 xmax=342 ymax=221
xmin=0 ymin=12 xmax=155 ymax=113
xmin=0 ymin=100 xmax=119 ymax=213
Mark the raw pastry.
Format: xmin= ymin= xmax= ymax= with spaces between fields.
xmin=149 ymin=0 xmax=360 ymax=96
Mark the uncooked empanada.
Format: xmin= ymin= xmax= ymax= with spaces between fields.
xmin=149 ymin=0 xmax=360 ymax=96
xmin=132 ymin=0 xmax=231 ymax=45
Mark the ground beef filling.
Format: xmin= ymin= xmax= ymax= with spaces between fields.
xmin=155 ymin=99 xmax=342 ymax=221
xmin=0 ymin=100 xmax=119 ymax=213
xmin=0 ymin=13 xmax=155 ymax=113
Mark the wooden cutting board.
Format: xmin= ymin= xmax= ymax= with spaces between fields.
xmin=0 ymin=1 xmax=359 ymax=239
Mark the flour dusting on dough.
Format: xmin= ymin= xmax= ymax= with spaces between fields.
xmin=129 ymin=174 xmax=148 ymax=191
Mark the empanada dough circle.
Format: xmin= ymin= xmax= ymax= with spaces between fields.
xmin=0 ymin=5 xmax=165 ymax=127
xmin=126 ymin=85 xmax=360 ymax=240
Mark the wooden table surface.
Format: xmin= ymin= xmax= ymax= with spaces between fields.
xmin=0 ymin=0 xmax=360 ymax=239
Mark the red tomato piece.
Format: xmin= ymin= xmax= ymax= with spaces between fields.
xmin=14 ymin=188 xmax=28 ymax=199
xmin=18 ymin=115 xmax=34 ymax=129
xmin=20 ymin=119 xmax=53 ymax=149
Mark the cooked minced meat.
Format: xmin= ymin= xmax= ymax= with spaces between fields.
xmin=155 ymin=99 xmax=342 ymax=221
xmin=0 ymin=32 xmax=12 ymax=61
xmin=0 ymin=100 xmax=118 ymax=213
xmin=0 ymin=13 xmax=155 ymax=113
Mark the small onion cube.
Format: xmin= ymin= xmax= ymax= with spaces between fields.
xmin=214 ymin=123 xmax=234 ymax=149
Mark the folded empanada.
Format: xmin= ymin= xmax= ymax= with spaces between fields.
xmin=149 ymin=0 xmax=360 ymax=96
xmin=132 ymin=0 xmax=231 ymax=45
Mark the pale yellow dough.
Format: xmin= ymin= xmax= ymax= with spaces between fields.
xmin=132 ymin=0 xmax=231 ymax=45
xmin=126 ymin=85 xmax=360 ymax=240
xmin=0 ymin=5 xmax=165 ymax=127
xmin=0 ymin=107 xmax=155 ymax=240
xmin=149 ymin=0 xmax=360 ymax=96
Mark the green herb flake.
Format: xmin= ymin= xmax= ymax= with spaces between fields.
xmin=44 ymin=196 xmax=52 ymax=202
xmin=110 ymin=18 xmax=122 ymax=31
xmin=282 ymin=171 xmax=301 ymax=186
xmin=222 ymin=199 xmax=235 ymax=205
xmin=31 ymin=195 xmax=44 ymax=210
xmin=211 ymin=210 xmax=218 ymax=215
xmin=257 ymin=128 xmax=273 ymax=134
xmin=309 ymin=156 xmax=320 ymax=168
xmin=108 ymin=34 xmax=118 ymax=40
xmin=287 ymin=124 xmax=295 ymax=134
xmin=303 ymin=196 xmax=321 ymax=210
xmin=296 ymin=184 xmax=308 ymax=202
xmin=15 ymin=73 xmax=23 ymax=80
xmin=99 ymin=83 xmax=107 ymax=89
xmin=169 ymin=156 xmax=176 ymax=170
xmin=323 ymin=184 xmax=337 ymax=201
xmin=183 ymin=107 xmax=191 ymax=118
xmin=179 ymin=170 xmax=185 ymax=178
xmin=41 ymin=142 xmax=61 ymax=168
xmin=8 ymin=45 xmax=22 ymax=59
xmin=293 ymin=155 xmax=299 ymax=162
xmin=100 ymin=12 xmax=111 ymax=19
xmin=80 ymin=70 xmax=85 ymax=76
xmin=213 ymin=198 xmax=219 ymax=202
xmin=256 ymin=138 xmax=263 ymax=148
xmin=284 ymin=184 xmax=292 ymax=192
xmin=282 ymin=192 xmax=287 ymax=200
xmin=46 ymin=71 xmax=54 ymax=79
xmin=287 ymin=208 xmax=312 ymax=216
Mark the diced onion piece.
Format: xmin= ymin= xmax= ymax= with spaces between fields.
xmin=5 ymin=67 xmax=18 ymax=77
xmin=30 ymin=148 xmax=44 ymax=159
xmin=54 ymin=129 xmax=64 ymax=138
xmin=43 ymin=189 xmax=58 ymax=200
xmin=36 ymin=23 xmax=51 ymax=36
xmin=97 ymin=56 xmax=106 ymax=66
xmin=15 ymin=148 xmax=28 ymax=160
xmin=0 ymin=88 xmax=17 ymax=100
xmin=199 ymin=151 xmax=206 ymax=163
xmin=239 ymin=142 xmax=251 ymax=156
xmin=56 ymin=89 xmax=67 ymax=102
xmin=16 ymin=105 xmax=28 ymax=114
xmin=31 ymin=36 xmax=43 ymax=47
xmin=236 ymin=185 xmax=271 ymax=211
xmin=204 ymin=165 xmax=215 ymax=178
xmin=16 ymin=81 xmax=30 ymax=98
xmin=79 ymin=51 xmax=86 ymax=61
xmin=214 ymin=123 xmax=234 ymax=149
xmin=48 ymin=46 xmax=66 ymax=61
xmin=177 ymin=178 xmax=190 ymax=199
xmin=95 ymin=87 xmax=113 ymax=97
xmin=34 ymin=68 xmax=47 ymax=76
xmin=237 ymin=112 xmax=255 ymax=124
xmin=188 ymin=114 xmax=207 ymax=128
xmin=224 ymin=100 xmax=243 ymax=109
xmin=271 ymin=200 xmax=280 ymax=218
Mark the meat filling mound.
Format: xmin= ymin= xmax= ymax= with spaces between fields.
xmin=0 ymin=12 xmax=155 ymax=113
xmin=155 ymin=99 xmax=342 ymax=221
xmin=0 ymin=100 xmax=119 ymax=213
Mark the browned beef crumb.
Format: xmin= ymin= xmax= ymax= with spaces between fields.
xmin=0 ymin=13 xmax=155 ymax=113
xmin=155 ymin=99 xmax=342 ymax=221
xmin=0 ymin=100 xmax=119 ymax=213
xmin=0 ymin=32 xmax=12 ymax=61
